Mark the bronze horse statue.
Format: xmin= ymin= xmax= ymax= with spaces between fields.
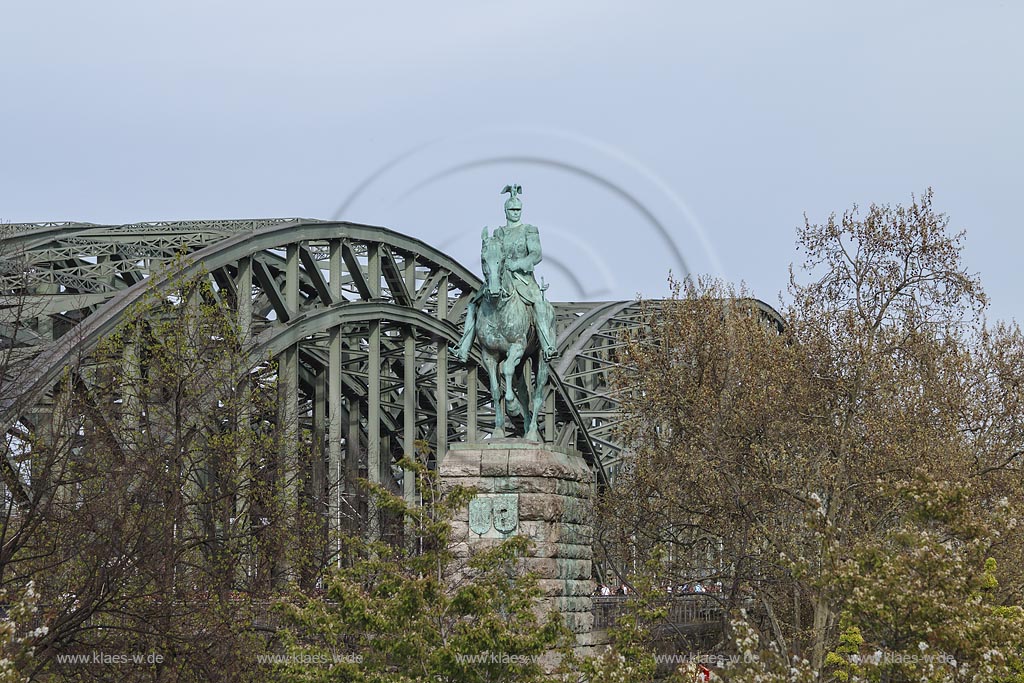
xmin=472 ymin=227 xmax=550 ymax=441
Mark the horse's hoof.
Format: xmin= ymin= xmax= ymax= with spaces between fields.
xmin=525 ymin=429 xmax=541 ymax=442
xmin=507 ymin=401 xmax=522 ymax=417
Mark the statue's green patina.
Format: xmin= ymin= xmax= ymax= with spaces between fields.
xmin=453 ymin=185 xmax=558 ymax=441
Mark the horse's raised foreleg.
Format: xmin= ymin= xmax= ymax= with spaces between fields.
xmin=525 ymin=352 xmax=549 ymax=442
xmin=503 ymin=342 xmax=526 ymax=419
xmin=481 ymin=352 xmax=504 ymax=435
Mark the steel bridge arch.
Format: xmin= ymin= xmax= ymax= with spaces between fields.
xmin=551 ymin=297 xmax=784 ymax=481
xmin=2 ymin=219 xmax=781 ymax=510
xmin=2 ymin=220 xmax=618 ymax=512
xmin=2 ymin=220 xmax=478 ymax=419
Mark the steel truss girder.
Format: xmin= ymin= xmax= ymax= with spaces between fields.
xmin=2 ymin=220 xmax=608 ymax=502
xmin=2 ymin=218 xmax=782 ymax=500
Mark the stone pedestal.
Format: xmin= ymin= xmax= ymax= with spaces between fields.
xmin=441 ymin=439 xmax=595 ymax=649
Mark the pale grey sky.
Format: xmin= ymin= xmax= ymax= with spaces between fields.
xmin=2 ymin=1 xmax=1021 ymax=320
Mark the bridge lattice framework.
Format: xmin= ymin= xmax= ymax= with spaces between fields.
xmin=1 ymin=220 xmax=675 ymax=537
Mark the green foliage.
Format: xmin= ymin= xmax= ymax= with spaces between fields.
xmin=7 ymin=264 xmax=284 ymax=681
xmin=570 ymin=558 xmax=666 ymax=683
xmin=602 ymin=190 xmax=1024 ymax=681
xmin=823 ymin=618 xmax=864 ymax=682
xmin=0 ymin=582 xmax=43 ymax=683
xmin=271 ymin=456 xmax=572 ymax=682
xmin=722 ymin=615 xmax=818 ymax=683
xmin=824 ymin=477 xmax=1024 ymax=683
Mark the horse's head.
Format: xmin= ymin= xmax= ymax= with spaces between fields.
xmin=480 ymin=227 xmax=505 ymax=298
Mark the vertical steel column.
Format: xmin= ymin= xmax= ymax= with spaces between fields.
xmin=346 ymin=394 xmax=361 ymax=529
xmin=402 ymin=255 xmax=417 ymax=509
xmin=327 ymin=240 xmax=343 ymax=560
xmin=436 ymin=274 xmax=449 ymax=463
xmin=236 ymin=256 xmax=253 ymax=577
xmin=237 ymin=256 xmax=253 ymax=341
xmin=312 ymin=371 xmax=326 ymax=516
xmin=183 ymin=285 xmax=203 ymax=509
xmin=34 ymin=281 xmax=58 ymax=341
xmin=367 ymin=243 xmax=381 ymax=540
xmin=582 ymin=353 xmax=591 ymax=409
xmin=122 ymin=333 xmax=140 ymax=435
xmin=36 ymin=380 xmax=70 ymax=505
xmin=544 ymin=386 xmax=555 ymax=442
xmin=467 ymin=365 xmax=478 ymax=442
xmin=282 ymin=244 xmax=300 ymax=511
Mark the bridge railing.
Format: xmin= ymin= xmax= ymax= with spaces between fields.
xmin=250 ymin=594 xmax=727 ymax=632
xmin=591 ymin=595 xmax=724 ymax=631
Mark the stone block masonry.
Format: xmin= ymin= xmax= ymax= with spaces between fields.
xmin=440 ymin=439 xmax=595 ymax=650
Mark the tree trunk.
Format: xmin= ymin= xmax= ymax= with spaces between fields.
xmin=811 ymin=588 xmax=831 ymax=672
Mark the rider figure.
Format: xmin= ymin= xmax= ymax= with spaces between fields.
xmin=454 ymin=184 xmax=558 ymax=363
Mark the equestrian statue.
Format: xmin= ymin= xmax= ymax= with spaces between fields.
xmin=453 ymin=184 xmax=558 ymax=442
